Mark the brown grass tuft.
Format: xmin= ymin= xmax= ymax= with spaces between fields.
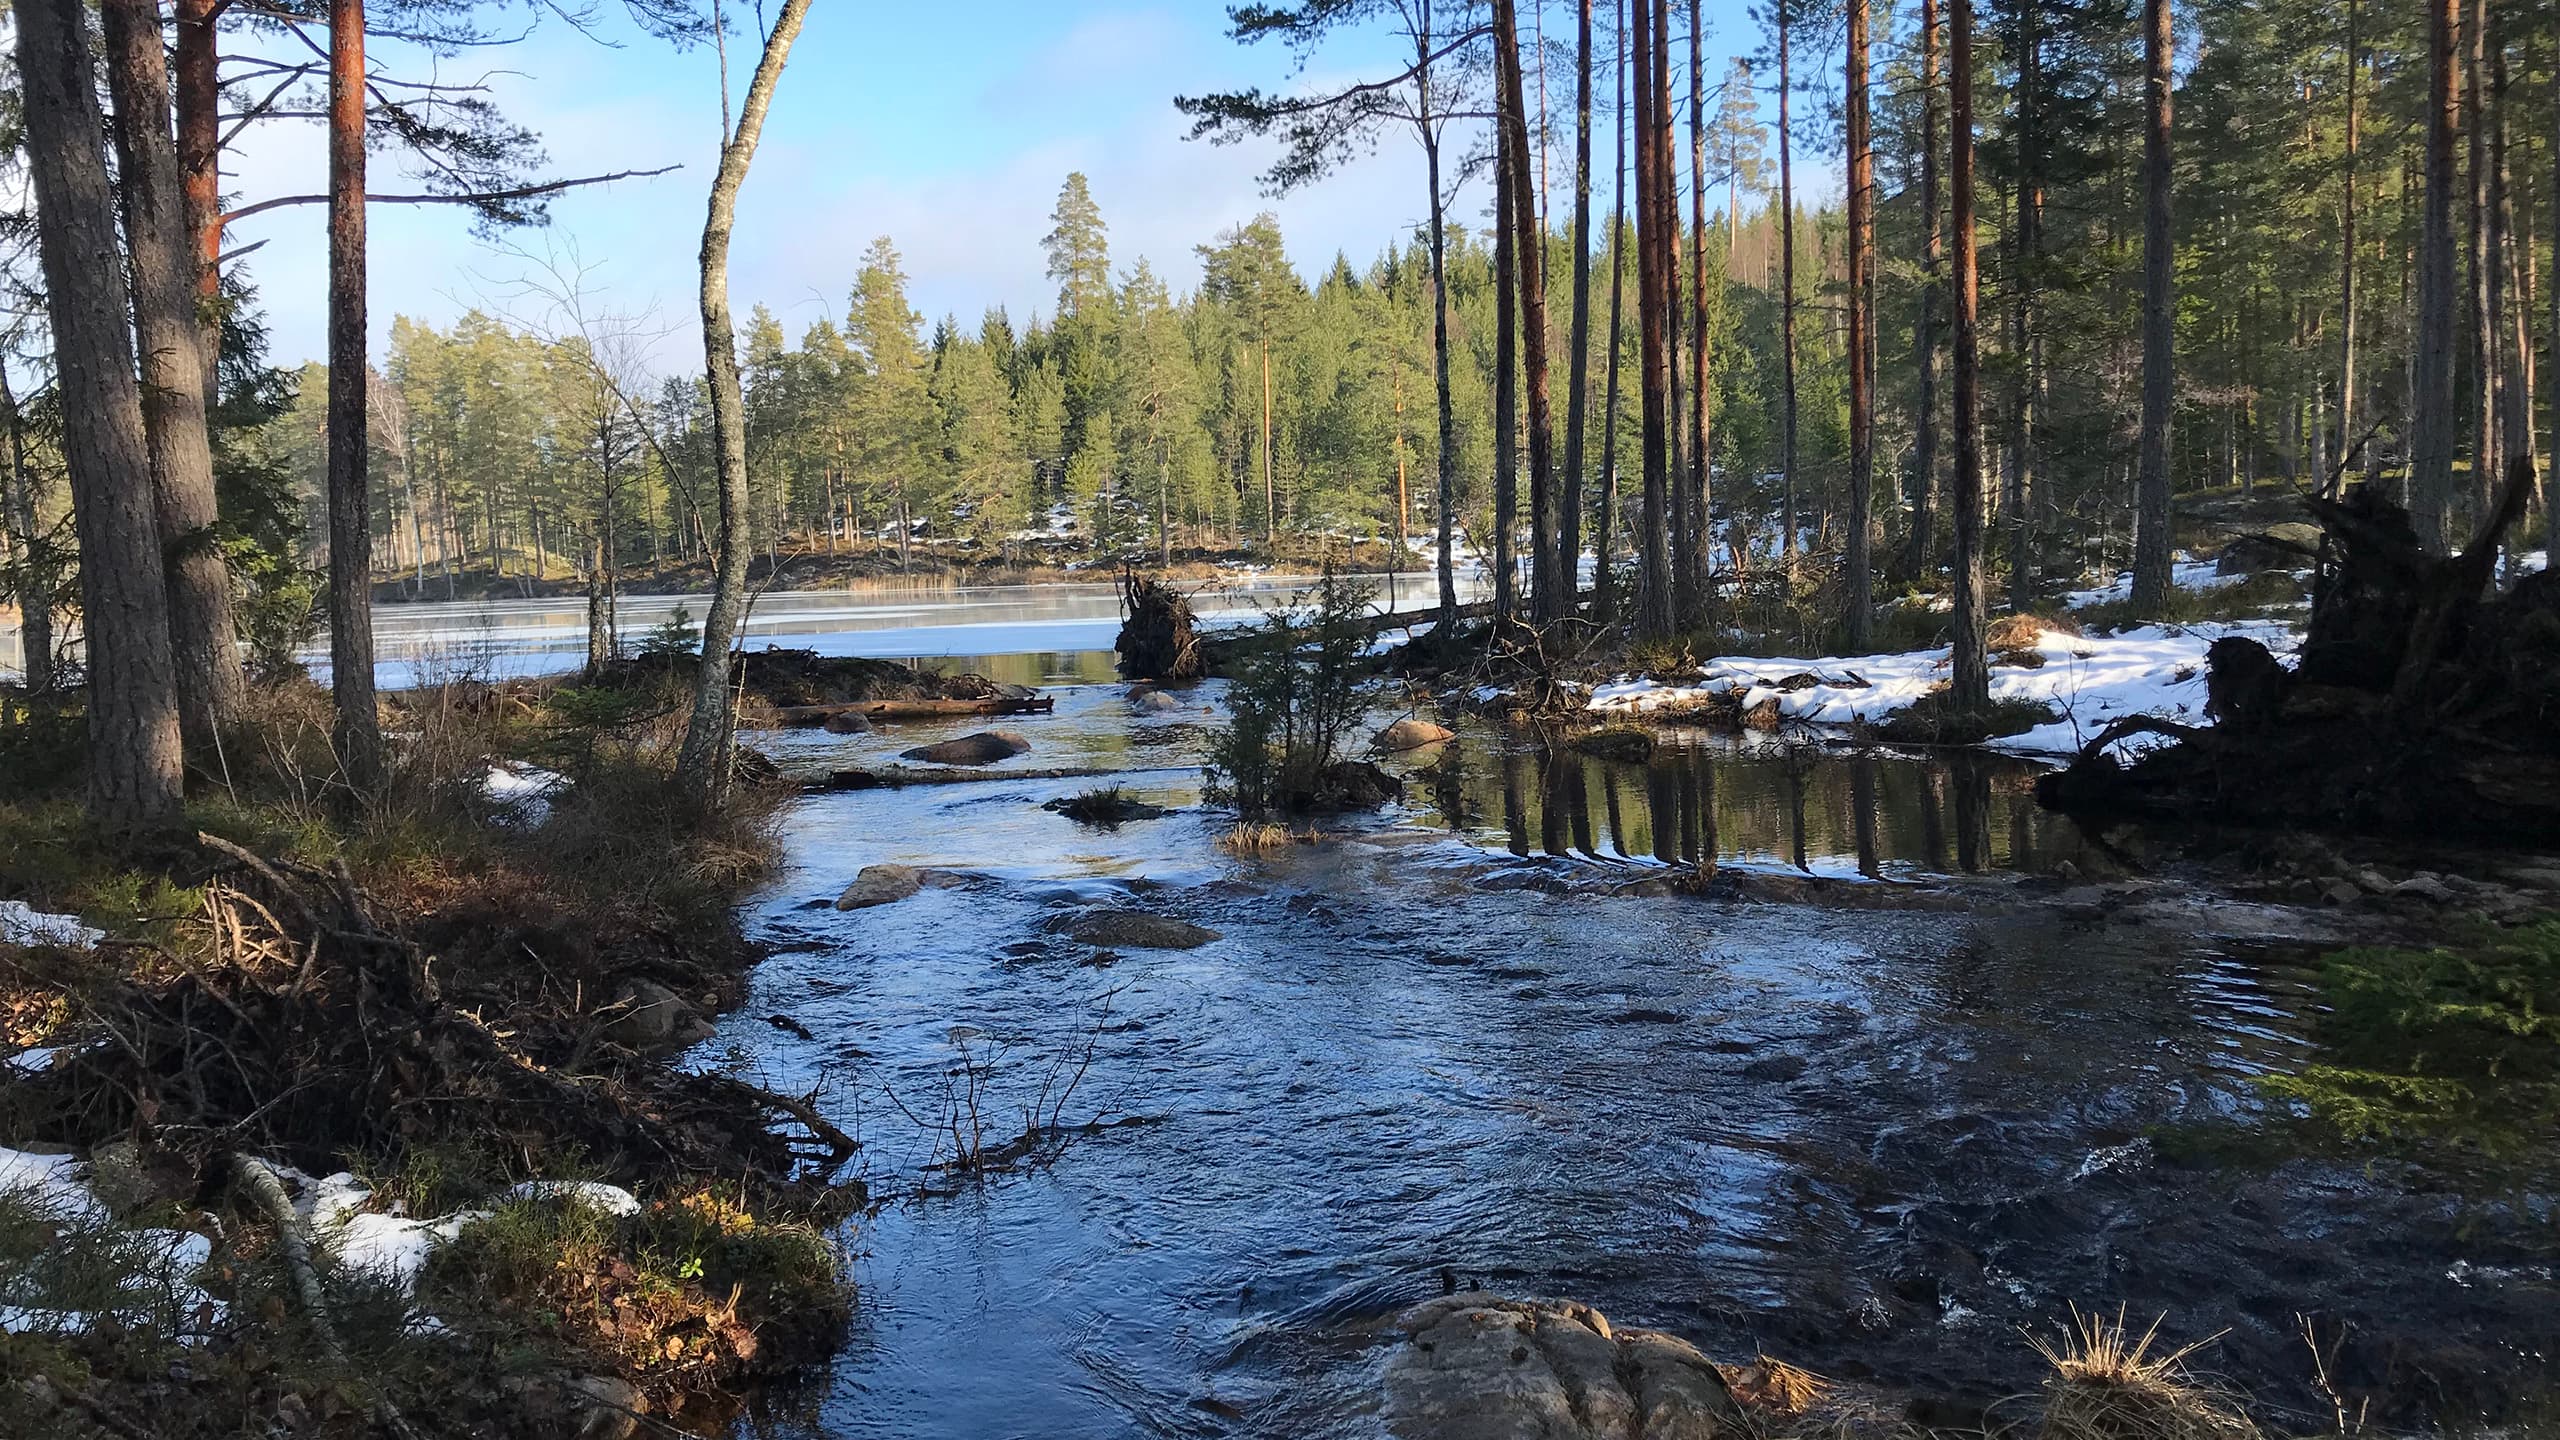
xmin=1217 ymin=821 xmax=1318 ymax=854
xmin=1722 ymin=1353 xmax=1832 ymax=1416
xmin=2030 ymin=1307 xmax=2257 ymax=1440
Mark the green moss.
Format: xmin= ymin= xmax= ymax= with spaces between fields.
xmin=2258 ymin=921 xmax=2560 ymax=1179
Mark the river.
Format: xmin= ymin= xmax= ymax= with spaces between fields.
xmin=637 ymin=594 xmax=2547 ymax=1438
xmin=38 ymin=579 xmax=2560 ymax=1434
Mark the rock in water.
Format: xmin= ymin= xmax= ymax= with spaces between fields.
xmin=1375 ymin=717 xmax=1456 ymax=751
xmin=821 ymin=711 xmax=873 ymax=734
xmin=601 ymin=980 xmax=710 ymax=1051
xmin=835 ymin=864 xmax=924 ymax=910
xmin=1384 ymin=1296 xmax=1743 ymax=1440
xmin=1131 ymin=689 xmax=1187 ymax=714
xmin=899 ymin=730 xmax=1032 ymax=766
xmin=1051 ymin=909 xmax=1221 ymax=950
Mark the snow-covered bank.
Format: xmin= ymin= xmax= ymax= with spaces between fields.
xmin=1588 ymin=619 xmax=2300 ymax=757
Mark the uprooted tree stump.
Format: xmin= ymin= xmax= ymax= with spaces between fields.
xmin=1115 ymin=571 xmax=1204 ymax=682
xmin=2039 ymin=460 xmax=2560 ymax=844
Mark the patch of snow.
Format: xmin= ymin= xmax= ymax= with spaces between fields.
xmin=0 ymin=901 xmax=103 ymax=951
xmin=1588 ymin=619 xmax=2299 ymax=758
xmin=0 ymin=1146 xmax=103 ymax=1219
xmin=299 ymin=1170 xmax=640 ymax=1290
xmin=3 ymin=1043 xmax=88 ymax=1075
xmin=2064 ymin=560 xmax=2240 ymax=608
xmin=481 ymin=761 xmax=566 ymax=827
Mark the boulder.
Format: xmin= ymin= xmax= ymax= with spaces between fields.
xmin=1131 ymin=689 xmax=1187 ymax=714
xmin=834 ymin=864 xmax=924 ymax=910
xmin=899 ymin=730 xmax=1032 ymax=765
xmin=1375 ymin=717 xmax=1456 ymax=751
xmin=821 ymin=711 xmax=874 ymax=735
xmin=1384 ymin=1296 xmax=1743 ymax=1440
xmin=1050 ymin=909 xmax=1222 ymax=950
xmin=2217 ymin=522 xmax=2324 ymax=574
xmin=601 ymin=980 xmax=709 ymax=1051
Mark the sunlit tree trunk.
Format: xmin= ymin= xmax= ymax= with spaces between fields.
xmin=1595 ymin=0 xmax=1629 ymax=625
xmin=1902 ymin=0 xmax=1943 ymax=584
xmin=1685 ymin=0 xmax=1712 ymax=627
xmin=175 ymin=0 xmax=222 ymax=396
xmin=1493 ymin=131 xmax=1520 ymax=629
xmin=678 ymin=0 xmax=816 ymax=798
xmin=1559 ymin=0 xmax=1595 ymax=615
xmin=1843 ymin=0 xmax=1874 ymax=649
xmin=2004 ymin=0 xmax=2041 ymax=612
xmin=1949 ymin=0 xmax=1989 ymax=710
xmin=1776 ymin=0 xmax=1798 ymax=578
xmin=1494 ymin=0 xmax=1556 ymax=625
xmin=2463 ymin=0 xmax=2495 ymax=522
xmin=327 ymin=0 xmax=382 ymax=785
xmin=16 ymin=0 xmax=186 ymax=825
xmin=2334 ymin=0 xmax=2360 ymax=476
xmin=2409 ymin=0 xmax=2460 ymax=551
xmin=1632 ymin=0 xmax=1673 ymax=637
xmin=2130 ymin=0 xmax=2175 ymax=613
xmin=103 ymin=0 xmax=244 ymax=750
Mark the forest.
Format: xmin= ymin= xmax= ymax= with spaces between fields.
xmin=4 ymin=0 xmax=2560 ymax=1436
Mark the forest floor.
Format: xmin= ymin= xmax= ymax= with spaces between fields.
xmin=0 ymin=659 xmax=950 ymax=1439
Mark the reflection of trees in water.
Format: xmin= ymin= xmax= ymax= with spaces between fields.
xmin=1452 ymin=737 xmax=2074 ymax=875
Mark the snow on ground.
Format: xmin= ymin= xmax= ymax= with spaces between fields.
xmin=1588 ymin=618 xmax=2300 ymax=758
xmin=0 ymin=901 xmax=103 ymax=950
xmin=2063 ymin=559 xmax=2244 ymax=607
xmin=0 ymin=1146 xmax=638 ymax=1333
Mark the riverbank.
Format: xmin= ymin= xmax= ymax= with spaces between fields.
xmin=0 ymin=674 xmax=865 ymax=1438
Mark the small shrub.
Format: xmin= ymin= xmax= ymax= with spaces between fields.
xmin=1217 ymin=821 xmax=1318 ymax=853
xmin=1205 ymin=569 xmax=1384 ymax=818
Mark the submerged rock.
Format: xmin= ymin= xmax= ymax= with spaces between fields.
xmin=821 ymin=710 xmax=874 ymax=735
xmin=835 ymin=864 xmax=924 ymax=910
xmin=1384 ymin=1296 xmax=1743 ymax=1440
xmin=1376 ymin=717 xmax=1456 ymax=752
xmin=899 ymin=730 xmax=1032 ymax=766
xmin=1131 ymin=688 xmax=1188 ymax=714
xmin=1049 ymin=909 xmax=1222 ymax=950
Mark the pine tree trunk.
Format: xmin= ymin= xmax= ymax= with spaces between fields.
xmin=1903 ymin=0 xmax=1943 ymax=583
xmin=1843 ymin=0 xmax=1874 ymax=649
xmin=2005 ymin=0 xmax=2041 ymax=612
xmin=1426 ymin=118 xmax=1461 ymax=632
xmin=677 ymin=0 xmax=815 ymax=798
xmin=174 ymin=0 xmax=222 ymax=397
xmin=2130 ymin=0 xmax=2175 ymax=612
xmin=1949 ymin=0 xmax=1990 ymax=711
xmin=2463 ymin=0 xmax=2495 ymax=521
xmin=1685 ymin=0 xmax=1713 ymax=626
xmin=1596 ymin=0 xmax=1629 ymax=625
xmin=2335 ymin=0 xmax=2360 ymax=473
xmin=1 ymin=365 xmax=56 ymax=696
xmin=1776 ymin=0 xmax=1799 ymax=578
xmin=1494 ymin=0 xmax=1557 ymax=625
xmin=2410 ymin=0 xmax=2460 ymax=551
xmin=1559 ymin=0 xmax=1595 ymax=616
xmin=2491 ymin=38 xmax=2535 ymax=493
xmin=327 ymin=0 xmax=381 ymax=785
xmin=1493 ymin=135 xmax=1520 ymax=630
xmin=15 ymin=0 xmax=186 ymax=826
xmin=1658 ymin=2 xmax=1690 ymax=628
xmin=1632 ymin=0 xmax=1673 ymax=638
xmin=103 ymin=0 xmax=244 ymax=749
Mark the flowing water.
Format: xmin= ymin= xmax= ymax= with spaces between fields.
xmin=691 ymin=669 xmax=2558 ymax=1438
xmin=280 ymin=585 xmax=2560 ymax=1435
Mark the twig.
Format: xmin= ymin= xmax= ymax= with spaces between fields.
xmin=232 ymin=1156 xmax=426 ymax=1440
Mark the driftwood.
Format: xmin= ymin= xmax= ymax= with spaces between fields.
xmin=2040 ymin=459 xmax=2560 ymax=843
xmin=814 ymin=763 xmax=1195 ymax=791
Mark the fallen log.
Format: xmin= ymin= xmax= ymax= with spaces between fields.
xmin=814 ymin=763 xmax=1197 ymax=791
xmin=770 ymin=694 xmax=1055 ymax=726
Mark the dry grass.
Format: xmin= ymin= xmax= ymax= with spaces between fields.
xmin=2030 ymin=1307 xmax=2257 ymax=1440
xmin=1723 ymin=1353 xmax=1833 ymax=1416
xmin=1217 ymin=821 xmax=1320 ymax=853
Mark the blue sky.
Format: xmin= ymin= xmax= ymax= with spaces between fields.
xmin=224 ymin=1 xmax=1794 ymax=372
